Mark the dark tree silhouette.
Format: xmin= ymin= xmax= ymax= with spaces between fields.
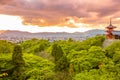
xmin=12 ymin=45 xmax=25 ymax=80
xmin=51 ymin=43 xmax=64 ymax=62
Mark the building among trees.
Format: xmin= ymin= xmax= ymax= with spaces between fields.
xmin=106 ymin=19 xmax=120 ymax=39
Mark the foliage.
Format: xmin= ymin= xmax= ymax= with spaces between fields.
xmin=75 ymin=35 xmax=105 ymax=51
xmin=21 ymin=39 xmax=50 ymax=53
xmin=51 ymin=43 xmax=64 ymax=62
xmin=0 ymin=53 xmax=55 ymax=80
xmin=12 ymin=66 xmax=25 ymax=80
xmin=25 ymin=68 xmax=55 ymax=80
xmin=55 ymin=55 xmax=69 ymax=72
xmin=34 ymin=43 xmax=45 ymax=53
xmin=68 ymin=46 xmax=106 ymax=74
xmin=105 ymin=41 xmax=120 ymax=58
xmin=52 ymin=40 xmax=80 ymax=54
xmin=1 ymin=35 xmax=120 ymax=80
xmin=113 ymin=51 xmax=120 ymax=63
xmin=23 ymin=54 xmax=55 ymax=80
xmin=51 ymin=43 xmax=70 ymax=72
xmin=0 ymin=53 xmax=14 ymax=76
xmin=0 ymin=40 xmax=14 ymax=53
xmin=12 ymin=45 xmax=25 ymax=67
xmin=73 ymin=69 xmax=119 ymax=80
xmin=12 ymin=45 xmax=25 ymax=80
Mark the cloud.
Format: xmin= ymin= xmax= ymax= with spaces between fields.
xmin=0 ymin=0 xmax=120 ymax=28
xmin=0 ymin=0 xmax=13 ymax=5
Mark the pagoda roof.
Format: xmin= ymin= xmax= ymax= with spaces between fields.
xmin=106 ymin=18 xmax=117 ymax=28
xmin=106 ymin=25 xmax=116 ymax=28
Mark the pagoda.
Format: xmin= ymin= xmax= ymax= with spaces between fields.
xmin=106 ymin=19 xmax=116 ymax=39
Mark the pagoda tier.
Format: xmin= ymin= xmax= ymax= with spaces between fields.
xmin=106 ymin=29 xmax=114 ymax=32
xmin=106 ymin=24 xmax=116 ymax=29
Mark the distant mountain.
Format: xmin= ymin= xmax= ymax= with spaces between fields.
xmin=0 ymin=29 xmax=105 ymax=42
xmin=85 ymin=29 xmax=105 ymax=37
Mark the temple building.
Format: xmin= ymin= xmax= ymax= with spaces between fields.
xmin=106 ymin=19 xmax=120 ymax=39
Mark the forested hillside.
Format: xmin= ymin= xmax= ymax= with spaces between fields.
xmin=1 ymin=35 xmax=120 ymax=80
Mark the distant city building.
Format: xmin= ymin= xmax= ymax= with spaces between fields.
xmin=106 ymin=19 xmax=120 ymax=39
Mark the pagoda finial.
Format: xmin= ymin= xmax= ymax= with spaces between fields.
xmin=110 ymin=18 xmax=112 ymax=26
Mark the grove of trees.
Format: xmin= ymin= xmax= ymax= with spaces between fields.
xmin=1 ymin=35 xmax=120 ymax=80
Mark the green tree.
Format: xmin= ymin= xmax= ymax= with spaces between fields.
xmin=51 ymin=43 xmax=70 ymax=72
xmin=105 ymin=41 xmax=120 ymax=58
xmin=12 ymin=45 xmax=25 ymax=66
xmin=68 ymin=38 xmax=74 ymax=42
xmin=75 ymin=36 xmax=105 ymax=51
xmin=34 ymin=43 xmax=46 ymax=53
xmin=51 ymin=43 xmax=64 ymax=62
xmin=23 ymin=54 xmax=55 ymax=80
xmin=0 ymin=40 xmax=13 ymax=53
xmin=55 ymin=55 xmax=69 ymax=72
xmin=12 ymin=45 xmax=25 ymax=80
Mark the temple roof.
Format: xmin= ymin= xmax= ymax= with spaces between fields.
xmin=106 ymin=25 xmax=116 ymax=28
xmin=106 ymin=18 xmax=116 ymax=28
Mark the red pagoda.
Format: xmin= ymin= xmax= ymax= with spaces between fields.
xmin=106 ymin=19 xmax=116 ymax=39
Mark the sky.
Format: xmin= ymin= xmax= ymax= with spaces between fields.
xmin=0 ymin=0 xmax=120 ymax=33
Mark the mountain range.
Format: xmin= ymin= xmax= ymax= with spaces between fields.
xmin=0 ymin=29 xmax=105 ymax=42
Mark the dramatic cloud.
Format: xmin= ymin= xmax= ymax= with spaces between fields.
xmin=0 ymin=0 xmax=120 ymax=28
xmin=0 ymin=0 xmax=13 ymax=5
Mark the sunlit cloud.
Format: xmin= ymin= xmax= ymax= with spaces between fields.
xmin=0 ymin=0 xmax=120 ymax=32
xmin=0 ymin=14 xmax=91 ymax=32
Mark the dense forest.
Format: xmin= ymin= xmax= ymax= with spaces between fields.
xmin=0 ymin=35 xmax=120 ymax=80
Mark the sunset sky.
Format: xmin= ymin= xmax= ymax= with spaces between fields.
xmin=0 ymin=0 xmax=120 ymax=33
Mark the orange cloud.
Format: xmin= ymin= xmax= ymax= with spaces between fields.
xmin=0 ymin=0 xmax=120 ymax=29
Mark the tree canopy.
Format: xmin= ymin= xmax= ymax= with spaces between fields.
xmin=1 ymin=35 xmax=120 ymax=80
